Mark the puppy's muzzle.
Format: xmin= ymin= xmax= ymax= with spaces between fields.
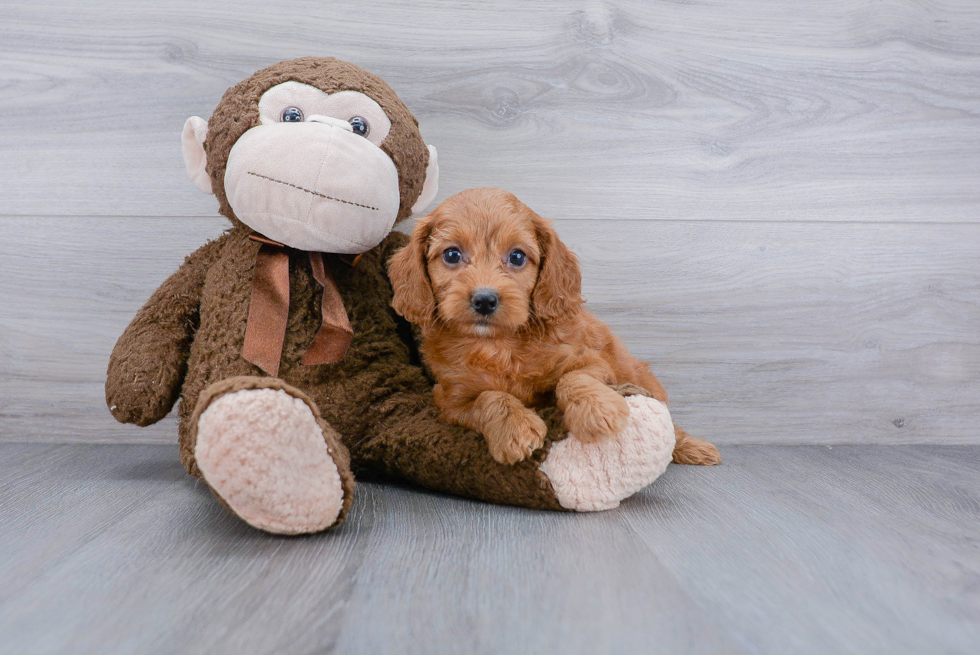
xmin=470 ymin=289 xmax=499 ymax=316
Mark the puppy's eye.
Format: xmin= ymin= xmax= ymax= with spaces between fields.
xmin=442 ymin=247 xmax=463 ymax=265
xmin=508 ymin=250 xmax=527 ymax=267
xmin=281 ymin=106 xmax=304 ymax=122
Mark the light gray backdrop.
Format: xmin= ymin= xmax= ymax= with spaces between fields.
xmin=1 ymin=0 xmax=978 ymax=445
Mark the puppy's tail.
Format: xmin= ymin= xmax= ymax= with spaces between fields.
xmin=672 ymin=424 xmax=721 ymax=466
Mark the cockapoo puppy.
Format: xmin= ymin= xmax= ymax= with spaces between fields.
xmin=389 ymin=188 xmax=720 ymax=466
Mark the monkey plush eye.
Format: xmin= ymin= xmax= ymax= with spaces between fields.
xmin=348 ymin=116 xmax=369 ymax=136
xmin=281 ymin=106 xmax=304 ymax=122
xmin=442 ymin=247 xmax=462 ymax=265
xmin=508 ymin=250 xmax=527 ymax=267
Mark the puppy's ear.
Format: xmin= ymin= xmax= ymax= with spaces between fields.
xmin=388 ymin=215 xmax=437 ymax=325
xmin=531 ymin=216 xmax=582 ymax=321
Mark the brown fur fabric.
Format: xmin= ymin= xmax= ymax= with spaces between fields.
xmin=106 ymin=58 xmax=570 ymax=516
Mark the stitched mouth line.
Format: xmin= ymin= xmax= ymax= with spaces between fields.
xmin=247 ymin=172 xmax=379 ymax=211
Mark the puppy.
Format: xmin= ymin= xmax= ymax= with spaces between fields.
xmin=389 ymin=188 xmax=720 ymax=467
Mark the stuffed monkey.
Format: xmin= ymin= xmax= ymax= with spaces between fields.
xmin=106 ymin=58 xmax=678 ymax=534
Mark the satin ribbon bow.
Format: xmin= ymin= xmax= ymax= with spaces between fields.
xmin=242 ymin=233 xmax=356 ymax=377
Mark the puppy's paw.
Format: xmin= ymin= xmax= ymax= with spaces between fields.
xmin=563 ymin=385 xmax=630 ymax=443
xmin=484 ymin=409 xmax=547 ymax=465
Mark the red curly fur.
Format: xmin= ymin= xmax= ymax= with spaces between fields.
xmin=389 ymin=188 xmax=720 ymax=466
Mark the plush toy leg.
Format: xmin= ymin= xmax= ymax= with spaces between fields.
xmin=182 ymin=376 xmax=355 ymax=535
xmin=355 ymin=392 xmax=567 ymax=511
xmin=539 ymin=392 xmax=675 ymax=511
xmin=355 ymin=385 xmax=674 ymax=512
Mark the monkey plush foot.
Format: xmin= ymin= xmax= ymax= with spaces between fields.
xmin=539 ymin=394 xmax=675 ymax=511
xmin=194 ymin=383 xmax=351 ymax=534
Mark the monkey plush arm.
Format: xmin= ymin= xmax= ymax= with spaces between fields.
xmin=106 ymin=235 xmax=227 ymax=426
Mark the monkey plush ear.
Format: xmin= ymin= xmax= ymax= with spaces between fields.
xmin=181 ymin=116 xmax=213 ymax=195
xmin=411 ymin=145 xmax=439 ymax=216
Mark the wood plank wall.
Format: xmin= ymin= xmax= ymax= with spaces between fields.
xmin=1 ymin=0 xmax=978 ymax=444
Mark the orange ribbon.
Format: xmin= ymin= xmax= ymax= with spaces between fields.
xmin=242 ymin=234 xmax=354 ymax=377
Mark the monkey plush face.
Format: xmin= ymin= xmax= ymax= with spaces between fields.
xmin=182 ymin=58 xmax=438 ymax=254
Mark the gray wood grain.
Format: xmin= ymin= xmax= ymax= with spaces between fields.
xmin=0 ymin=444 xmax=375 ymax=655
xmin=1 ymin=1 xmax=978 ymax=222
xmin=0 ymin=443 xmax=180 ymax=606
xmin=2 ymin=215 xmax=977 ymax=445
xmin=1 ymin=443 xmax=978 ymax=654
xmin=623 ymin=446 xmax=980 ymax=655
xmin=331 ymin=486 xmax=736 ymax=654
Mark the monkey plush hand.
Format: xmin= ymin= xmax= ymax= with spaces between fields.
xmin=106 ymin=58 xmax=676 ymax=534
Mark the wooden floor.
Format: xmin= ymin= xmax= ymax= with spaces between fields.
xmin=2 ymin=443 xmax=977 ymax=655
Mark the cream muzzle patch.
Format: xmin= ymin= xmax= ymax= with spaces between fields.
xmin=224 ymin=120 xmax=400 ymax=254
xmin=222 ymin=82 xmax=401 ymax=254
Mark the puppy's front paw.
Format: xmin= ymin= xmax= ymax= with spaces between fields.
xmin=484 ymin=409 xmax=547 ymax=465
xmin=563 ymin=385 xmax=630 ymax=443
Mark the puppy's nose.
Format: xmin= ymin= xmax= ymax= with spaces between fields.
xmin=471 ymin=289 xmax=499 ymax=316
